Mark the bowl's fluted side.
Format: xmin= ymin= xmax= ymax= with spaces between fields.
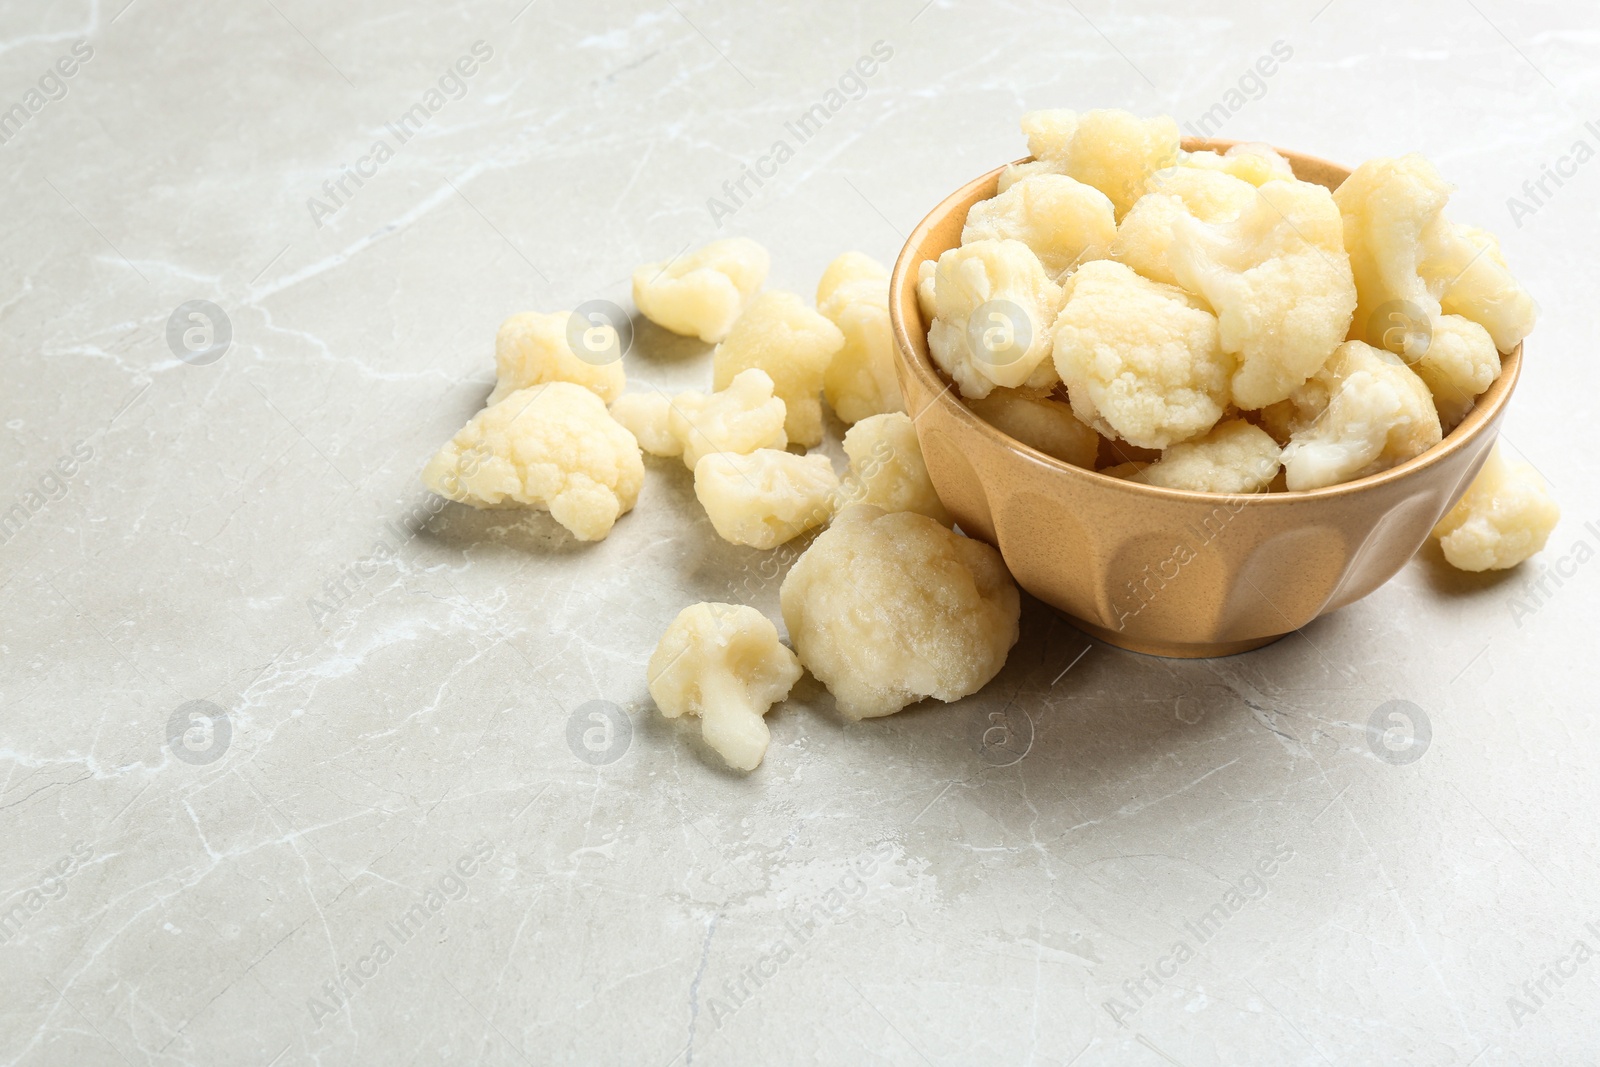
xmin=889 ymin=142 xmax=1521 ymax=658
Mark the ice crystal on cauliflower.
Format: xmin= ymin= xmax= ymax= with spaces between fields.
xmin=712 ymin=291 xmax=843 ymax=448
xmin=694 ymin=449 xmax=840 ymax=549
xmin=632 ymin=237 xmax=769 ymax=343
xmin=780 ymin=506 xmax=1020 ymax=720
xmin=1431 ymin=444 xmax=1559 ymax=571
xmin=422 ymin=382 xmax=643 ymax=541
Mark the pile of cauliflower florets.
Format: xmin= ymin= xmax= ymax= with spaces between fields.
xmin=416 ymin=108 xmax=1561 ymax=772
xmin=917 ymin=108 xmax=1559 ymax=564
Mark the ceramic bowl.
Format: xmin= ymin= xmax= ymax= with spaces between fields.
xmin=888 ymin=139 xmax=1520 ymax=658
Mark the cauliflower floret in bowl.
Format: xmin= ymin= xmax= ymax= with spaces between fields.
xmin=926 ymin=239 xmax=1063 ymax=399
xmin=960 ymin=174 xmax=1116 ymax=278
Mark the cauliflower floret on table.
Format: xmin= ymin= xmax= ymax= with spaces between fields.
xmin=1419 ymin=218 xmax=1538 ymax=353
xmin=668 ymin=368 xmax=788 ymax=469
xmin=816 ymin=252 xmax=904 ymax=425
xmin=780 ymin=506 xmax=1020 ymax=720
xmin=421 ymin=382 xmax=643 ymax=542
xmin=694 ymin=449 xmax=840 ymax=549
xmin=1332 ymin=154 xmax=1452 ymax=352
xmin=1276 ymin=340 xmax=1441 ymax=490
xmin=1057 ymin=109 xmax=1181 ymax=220
xmin=927 ymin=239 xmax=1063 ymax=399
xmin=1180 ymin=143 xmax=1294 ymax=187
xmin=1051 ymin=259 xmax=1232 ymax=450
xmin=608 ymin=392 xmax=680 ymax=457
xmin=963 ymin=389 xmax=1099 ymax=469
xmin=960 ymin=174 xmax=1116 ymax=278
xmin=1110 ymin=166 xmax=1257 ymax=286
xmin=1169 ymin=177 xmax=1358 ymax=410
xmin=489 ymin=311 xmax=626 ymax=405
xmin=647 ymin=603 xmax=802 ymax=771
xmin=839 ymin=412 xmax=951 ymax=525
xmin=1411 ymin=314 xmax=1501 ymax=432
xmin=712 ymin=291 xmax=844 ymax=448
xmin=1431 ymin=444 xmax=1559 ymax=571
xmin=632 ymin=237 xmax=769 ymax=343
xmin=1126 ymin=418 xmax=1281 ymax=493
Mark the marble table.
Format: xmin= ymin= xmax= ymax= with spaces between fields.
xmin=3 ymin=0 xmax=1595 ymax=1063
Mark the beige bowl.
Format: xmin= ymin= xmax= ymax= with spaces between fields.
xmin=888 ymin=140 xmax=1520 ymax=658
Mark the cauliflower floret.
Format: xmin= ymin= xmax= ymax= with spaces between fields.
xmin=1180 ymin=143 xmax=1295 ymax=187
xmin=694 ymin=449 xmax=840 ymax=549
xmin=1059 ymin=109 xmax=1181 ymax=220
xmin=1128 ymin=418 xmax=1281 ymax=493
xmin=839 ymin=412 xmax=951 ymax=525
xmin=1051 ymin=259 xmax=1231 ymax=450
xmin=1170 ymin=177 xmax=1358 ymax=410
xmin=779 ymin=505 xmax=1020 ymax=719
xmin=609 ymin=392 xmax=679 ymax=457
xmin=1431 ymin=444 xmax=1559 ymax=571
xmin=927 ymin=239 xmax=1063 ymax=399
xmin=1277 ymin=340 xmax=1441 ymax=490
xmin=915 ymin=259 xmax=938 ymax=324
xmin=1332 ymin=154 xmax=1452 ymax=352
xmin=997 ymin=158 xmax=1067 ymax=193
xmin=1411 ymin=314 xmax=1501 ymax=432
xmin=421 ymin=382 xmax=643 ymax=541
xmin=963 ymin=389 xmax=1099 ymax=469
xmin=647 ymin=603 xmax=802 ymax=771
xmin=489 ymin=311 xmax=626 ymax=405
xmin=961 ymin=174 xmax=1116 ymax=277
xmin=669 ymin=368 xmax=788 ymax=470
xmin=1110 ymin=167 xmax=1257 ymax=286
xmin=816 ymin=252 xmax=904 ymax=425
xmin=632 ymin=237 xmax=769 ymax=344
xmin=1020 ymin=108 xmax=1078 ymax=161
xmin=1419 ymin=218 xmax=1538 ymax=353
xmin=712 ymin=291 xmax=844 ymax=448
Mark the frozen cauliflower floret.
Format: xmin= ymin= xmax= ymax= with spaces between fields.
xmin=816 ymin=252 xmax=904 ymax=425
xmin=1060 ymin=109 xmax=1181 ymax=219
xmin=1129 ymin=419 xmax=1281 ymax=493
xmin=1051 ymin=259 xmax=1231 ymax=450
xmin=609 ymin=392 xmax=679 ymax=457
xmin=779 ymin=506 xmax=1020 ymax=720
xmin=489 ymin=311 xmax=626 ymax=406
xmin=1110 ymin=167 xmax=1257 ymax=286
xmin=1431 ymin=444 xmax=1559 ymax=571
xmin=669 ymin=368 xmax=788 ymax=470
xmin=422 ymin=382 xmax=643 ymax=541
xmin=997 ymin=158 xmax=1067 ymax=193
xmin=694 ymin=449 xmax=840 ymax=549
xmin=1180 ymin=143 xmax=1294 ymax=187
xmin=1170 ymin=177 xmax=1358 ymax=410
xmin=840 ymin=412 xmax=951 ymax=525
xmin=1332 ymin=154 xmax=1452 ymax=352
xmin=1277 ymin=340 xmax=1441 ymax=490
xmin=713 ymin=291 xmax=844 ymax=448
xmin=915 ymin=259 xmax=938 ymax=323
xmin=961 ymin=174 xmax=1116 ymax=278
xmin=927 ymin=239 xmax=1063 ymax=399
xmin=632 ymin=237 xmax=769 ymax=343
xmin=963 ymin=389 xmax=1099 ymax=469
xmin=647 ymin=603 xmax=802 ymax=771
xmin=1419 ymin=218 xmax=1538 ymax=353
xmin=1020 ymin=108 xmax=1078 ymax=161
xmin=1412 ymin=314 xmax=1501 ymax=432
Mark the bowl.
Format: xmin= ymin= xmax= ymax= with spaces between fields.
xmin=888 ymin=139 xmax=1521 ymax=658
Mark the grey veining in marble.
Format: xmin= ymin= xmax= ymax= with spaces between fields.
xmin=2 ymin=0 xmax=1596 ymax=1063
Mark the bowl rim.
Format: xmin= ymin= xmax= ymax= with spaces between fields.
xmin=887 ymin=140 xmax=1523 ymax=505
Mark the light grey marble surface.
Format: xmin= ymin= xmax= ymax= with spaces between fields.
xmin=2 ymin=0 xmax=1596 ymax=1064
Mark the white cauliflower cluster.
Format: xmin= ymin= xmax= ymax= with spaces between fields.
xmin=1431 ymin=444 xmax=1560 ymax=571
xmin=694 ymin=449 xmax=839 ymax=549
xmin=960 ymin=174 xmax=1116 ymax=278
xmin=490 ymin=311 xmax=626 ymax=405
xmin=647 ymin=603 xmax=802 ymax=771
xmin=780 ymin=506 xmax=1020 ymax=719
xmin=633 ymin=237 xmax=769 ymax=343
xmin=611 ymin=368 xmax=787 ymax=470
xmin=927 ymin=239 xmax=1063 ymax=399
xmin=1125 ymin=419 xmax=1281 ymax=494
xmin=840 ymin=412 xmax=951 ymax=525
xmin=422 ymin=382 xmax=644 ymax=541
xmin=713 ymin=291 xmax=844 ymax=448
xmin=816 ymin=252 xmax=904 ymax=425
